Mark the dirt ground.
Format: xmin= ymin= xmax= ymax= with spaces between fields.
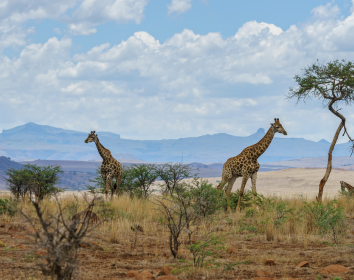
xmin=1 ymin=168 xmax=354 ymax=280
xmin=1 ymin=213 xmax=354 ymax=279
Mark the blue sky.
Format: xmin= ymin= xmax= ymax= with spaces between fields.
xmin=0 ymin=0 xmax=354 ymax=144
xmin=18 ymin=0 xmax=354 ymax=54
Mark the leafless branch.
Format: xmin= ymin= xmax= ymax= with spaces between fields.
xmin=20 ymin=194 xmax=104 ymax=280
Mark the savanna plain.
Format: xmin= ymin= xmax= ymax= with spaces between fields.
xmin=1 ymin=168 xmax=354 ymax=280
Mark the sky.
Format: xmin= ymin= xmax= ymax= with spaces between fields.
xmin=0 ymin=0 xmax=354 ymax=144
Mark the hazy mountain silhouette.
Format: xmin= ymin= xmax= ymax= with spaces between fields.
xmin=0 ymin=123 xmax=351 ymax=163
xmin=0 ymin=156 xmax=23 ymax=171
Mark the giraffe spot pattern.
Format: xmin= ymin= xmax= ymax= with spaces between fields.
xmin=217 ymin=122 xmax=285 ymax=211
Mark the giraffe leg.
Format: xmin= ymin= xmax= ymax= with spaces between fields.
xmin=251 ymin=172 xmax=257 ymax=193
xmin=106 ymin=174 xmax=113 ymax=200
xmin=115 ymin=173 xmax=122 ymax=197
xmin=236 ymin=175 xmax=249 ymax=214
xmin=217 ymin=180 xmax=227 ymax=198
xmin=101 ymin=171 xmax=108 ymax=200
xmin=225 ymin=175 xmax=237 ymax=212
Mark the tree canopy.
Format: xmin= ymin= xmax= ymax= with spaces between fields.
xmin=4 ymin=164 xmax=63 ymax=201
xmin=288 ymin=59 xmax=354 ymax=105
xmin=288 ymin=59 xmax=354 ymax=202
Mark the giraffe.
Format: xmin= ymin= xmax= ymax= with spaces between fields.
xmin=217 ymin=118 xmax=287 ymax=213
xmin=85 ymin=131 xmax=123 ymax=200
xmin=340 ymin=181 xmax=354 ymax=193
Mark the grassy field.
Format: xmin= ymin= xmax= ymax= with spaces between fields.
xmin=0 ymin=186 xmax=354 ymax=280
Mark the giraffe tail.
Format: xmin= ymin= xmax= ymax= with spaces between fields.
xmin=113 ymin=182 xmax=117 ymax=190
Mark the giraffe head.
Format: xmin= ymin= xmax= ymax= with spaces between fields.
xmin=85 ymin=131 xmax=98 ymax=143
xmin=271 ymin=118 xmax=287 ymax=135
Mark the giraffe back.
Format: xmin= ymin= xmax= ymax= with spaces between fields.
xmin=340 ymin=181 xmax=354 ymax=192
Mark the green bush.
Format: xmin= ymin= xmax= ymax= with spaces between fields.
xmin=219 ymin=189 xmax=255 ymax=212
xmin=239 ymin=194 xmax=295 ymax=234
xmin=186 ymin=234 xmax=225 ymax=267
xmin=5 ymin=164 xmax=63 ymax=201
xmin=302 ymin=200 xmax=346 ymax=245
xmin=86 ymin=164 xmax=158 ymax=198
xmin=188 ymin=178 xmax=221 ymax=217
xmin=339 ymin=188 xmax=354 ymax=198
xmin=0 ymin=198 xmax=17 ymax=216
xmin=157 ymin=163 xmax=195 ymax=195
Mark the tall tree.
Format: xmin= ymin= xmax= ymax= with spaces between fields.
xmin=288 ymin=59 xmax=354 ymax=203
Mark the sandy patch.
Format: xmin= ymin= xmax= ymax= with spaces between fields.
xmin=202 ymin=168 xmax=354 ymax=199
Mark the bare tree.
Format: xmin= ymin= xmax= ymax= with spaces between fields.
xmin=153 ymin=197 xmax=187 ymax=258
xmin=288 ymin=59 xmax=354 ymax=203
xmin=21 ymin=195 xmax=103 ymax=280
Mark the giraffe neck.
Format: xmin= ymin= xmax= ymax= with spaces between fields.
xmin=252 ymin=127 xmax=275 ymax=158
xmin=94 ymin=137 xmax=110 ymax=160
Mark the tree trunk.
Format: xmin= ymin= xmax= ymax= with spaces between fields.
xmin=316 ymin=121 xmax=344 ymax=203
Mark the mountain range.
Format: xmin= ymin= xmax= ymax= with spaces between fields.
xmin=0 ymin=122 xmax=352 ymax=163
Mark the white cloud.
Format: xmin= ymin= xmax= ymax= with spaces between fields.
xmin=0 ymin=0 xmax=148 ymax=42
xmin=168 ymin=0 xmax=193 ymax=15
xmin=0 ymin=1 xmax=77 ymax=51
xmin=68 ymin=23 xmax=97 ymax=35
xmin=54 ymin=28 xmax=61 ymax=34
xmin=234 ymin=21 xmax=283 ymax=40
xmin=67 ymin=0 xmax=149 ymax=34
xmin=0 ymin=1 xmax=77 ymax=23
xmin=1 ymin=4 xmax=354 ymax=141
xmin=311 ymin=3 xmax=340 ymax=18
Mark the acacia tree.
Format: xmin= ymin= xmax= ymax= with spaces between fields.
xmin=288 ymin=59 xmax=354 ymax=203
xmin=131 ymin=164 xmax=158 ymax=198
xmin=156 ymin=163 xmax=195 ymax=195
xmin=4 ymin=164 xmax=63 ymax=201
xmin=4 ymin=168 xmax=31 ymax=200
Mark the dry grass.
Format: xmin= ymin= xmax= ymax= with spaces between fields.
xmin=0 ymin=191 xmax=354 ymax=279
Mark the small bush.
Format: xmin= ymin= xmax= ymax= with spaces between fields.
xmin=220 ymin=189 xmax=254 ymax=211
xmin=21 ymin=196 xmax=103 ymax=280
xmin=239 ymin=194 xmax=295 ymax=236
xmin=186 ymin=234 xmax=225 ymax=267
xmin=339 ymin=188 xmax=354 ymax=198
xmin=0 ymin=198 xmax=17 ymax=216
xmin=189 ymin=178 xmax=221 ymax=217
xmin=302 ymin=200 xmax=347 ymax=244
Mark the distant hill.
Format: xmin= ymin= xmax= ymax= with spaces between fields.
xmin=0 ymin=156 xmax=23 ymax=171
xmin=0 ymin=122 xmax=353 ymax=163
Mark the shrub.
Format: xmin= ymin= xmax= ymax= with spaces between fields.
xmin=186 ymin=234 xmax=225 ymax=267
xmin=239 ymin=194 xmax=295 ymax=235
xmin=86 ymin=164 xmax=158 ymax=198
xmin=153 ymin=196 xmax=187 ymax=258
xmin=220 ymin=189 xmax=255 ymax=212
xmin=189 ymin=178 xmax=221 ymax=217
xmin=339 ymin=187 xmax=354 ymax=198
xmin=0 ymin=198 xmax=17 ymax=216
xmin=21 ymin=195 xmax=103 ymax=280
xmin=302 ymin=200 xmax=346 ymax=244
